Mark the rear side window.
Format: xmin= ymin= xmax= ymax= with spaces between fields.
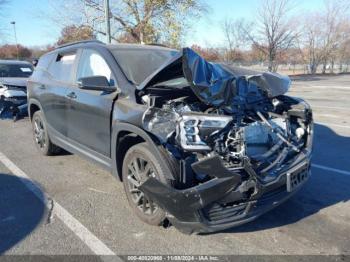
xmin=37 ymin=53 xmax=54 ymax=69
xmin=48 ymin=52 xmax=77 ymax=82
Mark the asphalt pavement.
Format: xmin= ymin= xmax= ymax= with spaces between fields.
xmin=0 ymin=74 xmax=349 ymax=257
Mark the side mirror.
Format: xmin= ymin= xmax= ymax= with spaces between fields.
xmin=77 ymin=76 xmax=118 ymax=92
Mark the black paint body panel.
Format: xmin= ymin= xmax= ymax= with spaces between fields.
xmin=27 ymin=41 xmax=313 ymax=234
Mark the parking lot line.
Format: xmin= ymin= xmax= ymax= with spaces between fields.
xmin=312 ymin=105 xmax=350 ymax=111
xmin=315 ymin=113 xmax=343 ymax=119
xmin=312 ymin=164 xmax=350 ymax=176
xmin=311 ymin=85 xmax=350 ymax=90
xmin=0 ymin=151 xmax=116 ymax=256
xmin=316 ymin=122 xmax=350 ymax=129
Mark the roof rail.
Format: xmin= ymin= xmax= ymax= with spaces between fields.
xmin=56 ymin=40 xmax=105 ymax=49
xmin=147 ymin=43 xmax=170 ymax=48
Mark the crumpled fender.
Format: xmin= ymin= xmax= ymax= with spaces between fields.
xmin=138 ymin=155 xmax=241 ymax=222
xmin=111 ymin=121 xmax=177 ymax=181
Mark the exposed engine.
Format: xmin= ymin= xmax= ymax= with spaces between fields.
xmin=130 ymin=48 xmax=313 ymax=233
xmin=141 ymin=80 xmax=313 ymax=188
xmin=137 ymin=47 xmax=313 ymax=198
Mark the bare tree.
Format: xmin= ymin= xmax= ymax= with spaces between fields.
xmin=337 ymin=24 xmax=350 ymax=73
xmin=319 ymin=0 xmax=350 ymax=73
xmin=237 ymin=0 xmax=298 ymax=72
xmin=39 ymin=0 xmax=106 ymax=41
xmin=221 ymin=18 xmax=252 ymax=62
xmin=301 ymin=13 xmax=324 ymax=74
xmin=43 ymin=0 xmax=206 ymax=47
xmin=299 ymin=0 xmax=350 ymax=74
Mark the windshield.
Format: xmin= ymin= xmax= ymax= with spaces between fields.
xmin=0 ymin=63 xmax=34 ymax=78
xmin=111 ymin=48 xmax=179 ymax=85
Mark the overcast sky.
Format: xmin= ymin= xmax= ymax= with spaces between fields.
xmin=1 ymin=0 xmax=325 ymax=47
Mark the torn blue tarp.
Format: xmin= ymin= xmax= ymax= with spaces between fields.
xmin=138 ymin=47 xmax=291 ymax=112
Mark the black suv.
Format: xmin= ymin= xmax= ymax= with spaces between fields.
xmin=28 ymin=40 xmax=313 ymax=234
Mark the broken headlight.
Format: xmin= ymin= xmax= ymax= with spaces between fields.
xmin=177 ymin=114 xmax=232 ymax=151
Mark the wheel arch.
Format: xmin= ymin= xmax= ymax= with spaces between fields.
xmin=28 ymin=99 xmax=44 ymax=121
xmin=111 ymin=122 xmax=176 ymax=182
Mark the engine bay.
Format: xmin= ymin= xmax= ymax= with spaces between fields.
xmin=136 ymin=48 xmax=313 ymax=200
xmin=140 ymin=79 xmax=313 ymax=191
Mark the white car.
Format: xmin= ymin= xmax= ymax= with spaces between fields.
xmin=0 ymin=60 xmax=33 ymax=117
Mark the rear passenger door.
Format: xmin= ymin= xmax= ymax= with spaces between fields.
xmin=66 ymin=48 xmax=116 ymax=157
xmin=41 ymin=50 xmax=77 ymax=137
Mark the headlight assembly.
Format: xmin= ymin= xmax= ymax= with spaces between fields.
xmin=177 ymin=114 xmax=232 ymax=151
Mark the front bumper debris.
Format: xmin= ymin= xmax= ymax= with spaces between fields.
xmin=139 ymin=149 xmax=311 ymax=234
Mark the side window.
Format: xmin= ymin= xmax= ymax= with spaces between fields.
xmin=48 ymin=52 xmax=76 ymax=83
xmin=37 ymin=53 xmax=54 ymax=69
xmin=76 ymin=49 xmax=114 ymax=85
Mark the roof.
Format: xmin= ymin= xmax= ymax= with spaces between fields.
xmin=106 ymin=43 xmax=177 ymax=52
xmin=43 ymin=40 xmax=178 ymax=63
xmin=0 ymin=59 xmax=32 ymax=65
xmin=53 ymin=39 xmax=176 ymax=52
xmin=56 ymin=40 xmax=105 ymax=49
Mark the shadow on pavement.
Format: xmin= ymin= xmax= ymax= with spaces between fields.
xmin=225 ymin=123 xmax=350 ymax=233
xmin=0 ymin=173 xmax=46 ymax=254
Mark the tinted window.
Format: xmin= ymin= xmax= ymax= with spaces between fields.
xmin=48 ymin=52 xmax=76 ymax=82
xmin=111 ymin=48 xmax=179 ymax=85
xmin=0 ymin=63 xmax=33 ymax=77
xmin=76 ymin=49 xmax=114 ymax=85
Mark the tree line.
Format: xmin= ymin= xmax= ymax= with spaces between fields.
xmin=0 ymin=0 xmax=349 ymax=75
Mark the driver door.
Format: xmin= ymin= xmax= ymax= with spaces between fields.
xmin=66 ymin=48 xmax=116 ymax=157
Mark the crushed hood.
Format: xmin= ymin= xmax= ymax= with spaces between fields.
xmin=138 ymin=48 xmax=291 ymax=109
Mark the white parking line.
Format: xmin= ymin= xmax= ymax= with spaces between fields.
xmin=292 ymin=84 xmax=350 ymax=90
xmin=312 ymin=164 xmax=350 ymax=176
xmin=0 ymin=151 xmax=116 ymax=256
xmin=310 ymin=85 xmax=350 ymax=90
xmin=312 ymin=105 xmax=350 ymax=111
xmin=315 ymin=113 xmax=342 ymax=119
xmin=316 ymin=122 xmax=350 ymax=129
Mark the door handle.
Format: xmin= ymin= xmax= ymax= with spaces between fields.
xmin=66 ymin=92 xmax=77 ymax=99
xmin=38 ymin=84 xmax=46 ymax=89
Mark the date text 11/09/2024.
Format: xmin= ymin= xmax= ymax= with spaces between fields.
xmin=126 ymin=255 xmax=219 ymax=261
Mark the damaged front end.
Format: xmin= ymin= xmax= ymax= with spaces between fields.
xmin=138 ymin=48 xmax=313 ymax=234
xmin=0 ymin=84 xmax=28 ymax=120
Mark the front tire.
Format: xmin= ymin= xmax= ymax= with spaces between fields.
xmin=122 ymin=142 xmax=170 ymax=226
xmin=32 ymin=111 xmax=61 ymax=156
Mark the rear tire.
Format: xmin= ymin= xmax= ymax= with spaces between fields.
xmin=32 ymin=111 xmax=61 ymax=156
xmin=122 ymin=142 xmax=171 ymax=226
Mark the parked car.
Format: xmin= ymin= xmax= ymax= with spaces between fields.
xmin=0 ymin=60 xmax=33 ymax=120
xmin=27 ymin=40 xmax=313 ymax=234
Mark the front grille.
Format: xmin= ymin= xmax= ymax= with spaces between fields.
xmin=4 ymin=85 xmax=27 ymax=93
xmin=5 ymin=96 xmax=27 ymax=101
xmin=202 ymin=184 xmax=288 ymax=224
xmin=5 ymin=85 xmax=26 ymax=89
xmin=202 ymin=202 xmax=248 ymax=224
